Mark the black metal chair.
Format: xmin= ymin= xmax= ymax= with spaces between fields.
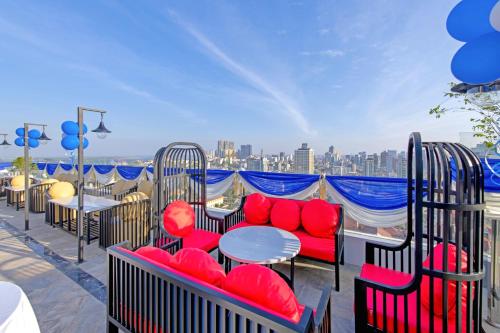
xmin=354 ymin=132 xmax=485 ymax=333
xmin=29 ymin=182 xmax=56 ymax=213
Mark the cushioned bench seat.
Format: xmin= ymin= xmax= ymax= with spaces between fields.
xmin=229 ymin=221 xmax=335 ymax=263
xmin=360 ymin=263 xmax=468 ymax=333
xmin=182 ymin=229 xmax=221 ymax=252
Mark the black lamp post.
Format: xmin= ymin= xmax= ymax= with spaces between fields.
xmin=76 ymin=106 xmax=111 ymax=262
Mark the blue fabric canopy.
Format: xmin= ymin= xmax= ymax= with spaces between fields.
xmin=75 ymin=164 xmax=92 ymax=175
xmin=0 ymin=162 xmax=12 ymax=171
xmin=483 ymin=158 xmax=500 ymax=192
xmin=46 ymin=163 xmax=58 ymax=175
xmin=93 ymin=165 xmax=115 ymax=175
xmin=36 ymin=163 xmax=47 ymax=171
xmin=59 ymin=163 xmax=73 ymax=171
xmin=326 ymin=176 xmax=408 ymax=210
xmin=239 ymin=171 xmax=319 ymax=196
xmin=116 ymin=166 xmax=144 ymax=180
xmin=146 ymin=166 xmax=154 ymax=174
xmin=206 ymin=170 xmax=234 ymax=184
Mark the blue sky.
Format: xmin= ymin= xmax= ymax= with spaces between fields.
xmin=0 ymin=0 xmax=472 ymax=159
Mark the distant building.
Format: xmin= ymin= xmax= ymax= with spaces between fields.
xmin=396 ymin=151 xmax=407 ymax=178
xmin=294 ymin=143 xmax=314 ymax=174
xmin=239 ymin=144 xmax=252 ymax=159
xmin=216 ymin=140 xmax=235 ymax=158
xmin=364 ymin=155 xmax=375 ymax=176
xmin=246 ymin=155 xmax=268 ymax=172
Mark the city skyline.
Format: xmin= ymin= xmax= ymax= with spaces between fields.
xmin=0 ymin=1 xmax=474 ymax=159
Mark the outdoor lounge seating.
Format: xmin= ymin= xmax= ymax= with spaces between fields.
xmin=98 ymin=192 xmax=151 ymax=249
xmin=107 ymin=243 xmax=332 ymax=333
xmin=224 ymin=194 xmax=344 ymax=291
xmin=29 ymin=179 xmax=58 ymax=213
xmin=354 ymin=133 xmax=485 ymax=332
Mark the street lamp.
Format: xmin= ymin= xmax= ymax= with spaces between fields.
xmin=0 ymin=134 xmax=11 ymax=148
xmin=38 ymin=125 xmax=51 ymax=145
xmin=76 ymin=106 xmax=111 ymax=262
xmin=16 ymin=123 xmax=48 ymax=231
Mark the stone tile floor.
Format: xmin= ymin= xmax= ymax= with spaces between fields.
xmin=0 ymin=201 xmax=497 ymax=332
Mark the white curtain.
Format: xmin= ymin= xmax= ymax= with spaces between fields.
xmin=94 ymin=167 xmax=115 ymax=184
xmin=326 ymin=181 xmax=407 ymax=227
xmin=239 ymin=175 xmax=320 ymax=200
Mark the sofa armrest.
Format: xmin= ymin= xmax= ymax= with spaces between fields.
xmin=223 ymin=196 xmax=247 ymax=232
xmin=313 ymin=287 xmax=332 ymax=332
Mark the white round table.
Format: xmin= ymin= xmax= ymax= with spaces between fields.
xmin=0 ymin=282 xmax=40 ymax=333
xmin=219 ymin=226 xmax=301 ymax=287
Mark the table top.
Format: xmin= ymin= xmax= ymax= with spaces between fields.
xmin=219 ymin=226 xmax=301 ymax=265
xmin=0 ymin=282 xmax=40 ymax=333
xmin=49 ymin=194 xmax=120 ymax=213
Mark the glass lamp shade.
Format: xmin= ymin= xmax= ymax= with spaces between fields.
xmin=92 ymin=120 xmax=111 ymax=140
xmin=39 ymin=130 xmax=51 ymax=145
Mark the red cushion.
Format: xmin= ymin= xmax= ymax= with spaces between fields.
xmin=270 ymin=200 xmax=301 ymax=231
xmin=243 ymin=193 xmax=272 ymax=225
xmin=292 ymin=229 xmax=336 ymax=262
xmin=421 ymin=243 xmax=469 ymax=316
xmin=135 ymin=246 xmax=176 ymax=266
xmin=163 ymin=200 xmax=195 ymax=237
xmin=301 ymin=199 xmax=338 ymax=238
xmin=227 ymin=221 xmax=270 ymax=231
xmin=360 ymin=264 xmax=468 ymax=333
xmin=223 ymin=264 xmax=301 ymax=323
xmin=182 ymin=229 xmax=221 ymax=252
xmin=172 ymin=248 xmax=226 ymax=287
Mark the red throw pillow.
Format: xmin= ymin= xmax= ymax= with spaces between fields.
xmin=223 ymin=264 xmax=301 ymax=322
xmin=421 ymin=243 xmax=469 ymax=316
xmin=172 ymin=248 xmax=226 ymax=287
xmin=135 ymin=246 xmax=176 ymax=266
xmin=301 ymin=199 xmax=338 ymax=238
xmin=270 ymin=200 xmax=301 ymax=231
xmin=163 ymin=200 xmax=195 ymax=237
xmin=243 ymin=193 xmax=272 ymax=225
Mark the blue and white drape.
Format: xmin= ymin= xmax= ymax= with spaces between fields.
xmin=326 ymin=176 xmax=408 ymax=227
xmin=190 ymin=170 xmax=235 ymax=200
xmin=37 ymin=163 xmax=147 ymax=183
xmin=238 ymin=171 xmax=320 ymax=200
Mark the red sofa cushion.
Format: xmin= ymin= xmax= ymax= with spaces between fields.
xmin=360 ymin=263 xmax=468 ymax=333
xmin=270 ymin=200 xmax=301 ymax=231
xmin=163 ymin=200 xmax=195 ymax=237
xmin=182 ymin=229 xmax=221 ymax=252
xmin=421 ymin=243 xmax=469 ymax=316
xmin=301 ymin=199 xmax=338 ymax=238
xmin=135 ymin=246 xmax=176 ymax=266
xmin=223 ymin=264 xmax=301 ymax=323
xmin=172 ymin=248 xmax=226 ymax=287
xmin=292 ymin=229 xmax=336 ymax=262
xmin=243 ymin=193 xmax=272 ymax=224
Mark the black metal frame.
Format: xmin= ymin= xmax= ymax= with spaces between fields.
xmin=29 ymin=183 xmax=53 ymax=213
xmin=107 ymin=242 xmax=332 ymax=333
xmin=223 ymin=196 xmax=345 ymax=292
xmin=152 ymin=143 xmax=224 ymax=260
xmin=5 ymin=188 xmax=24 ymax=211
xmin=354 ymin=132 xmax=485 ymax=333
xmin=99 ymin=198 xmax=152 ymax=250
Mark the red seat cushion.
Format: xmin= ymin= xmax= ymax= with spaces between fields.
xmin=227 ymin=221 xmax=271 ymax=231
xmin=163 ymin=200 xmax=195 ymax=237
xmin=421 ymin=243 xmax=469 ymax=316
xmin=360 ymin=264 xmax=468 ymax=333
xmin=292 ymin=229 xmax=336 ymax=262
xmin=301 ymin=199 xmax=338 ymax=238
xmin=182 ymin=229 xmax=221 ymax=252
xmin=243 ymin=193 xmax=272 ymax=225
xmin=270 ymin=200 xmax=301 ymax=231
xmin=172 ymin=248 xmax=226 ymax=287
xmin=223 ymin=264 xmax=301 ymax=323
xmin=135 ymin=246 xmax=176 ymax=266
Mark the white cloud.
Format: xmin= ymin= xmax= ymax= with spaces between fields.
xmin=167 ymin=9 xmax=315 ymax=135
xmin=300 ymin=49 xmax=345 ymax=58
xmin=318 ymin=28 xmax=331 ymax=35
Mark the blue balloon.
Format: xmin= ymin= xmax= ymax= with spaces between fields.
xmin=83 ymin=137 xmax=89 ymax=149
xmin=61 ymin=121 xmax=79 ymax=136
xmin=28 ymin=138 xmax=39 ymax=148
xmin=28 ymin=129 xmax=41 ymax=139
xmin=82 ymin=123 xmax=88 ymax=134
xmin=61 ymin=135 xmax=79 ymax=151
xmin=15 ymin=128 xmax=24 ymax=137
xmin=14 ymin=137 xmax=24 ymax=147
xmin=447 ymin=0 xmax=498 ymax=42
xmin=451 ymin=31 xmax=500 ymax=84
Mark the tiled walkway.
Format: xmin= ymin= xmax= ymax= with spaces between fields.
xmin=0 ymin=202 xmax=496 ymax=332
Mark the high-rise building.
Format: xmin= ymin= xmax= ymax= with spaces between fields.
xmin=396 ymin=151 xmax=407 ymax=178
xmin=364 ymin=155 xmax=376 ymax=176
xmin=294 ymin=143 xmax=314 ymax=174
xmin=386 ymin=150 xmax=397 ymax=175
xmin=246 ymin=156 xmax=268 ymax=172
xmin=216 ymin=140 xmax=235 ymax=158
xmin=239 ymin=144 xmax=252 ymax=159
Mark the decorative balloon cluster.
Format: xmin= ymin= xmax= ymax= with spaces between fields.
xmin=60 ymin=121 xmax=89 ymax=151
xmin=14 ymin=127 xmax=41 ymax=148
xmin=448 ymin=0 xmax=500 ymax=84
